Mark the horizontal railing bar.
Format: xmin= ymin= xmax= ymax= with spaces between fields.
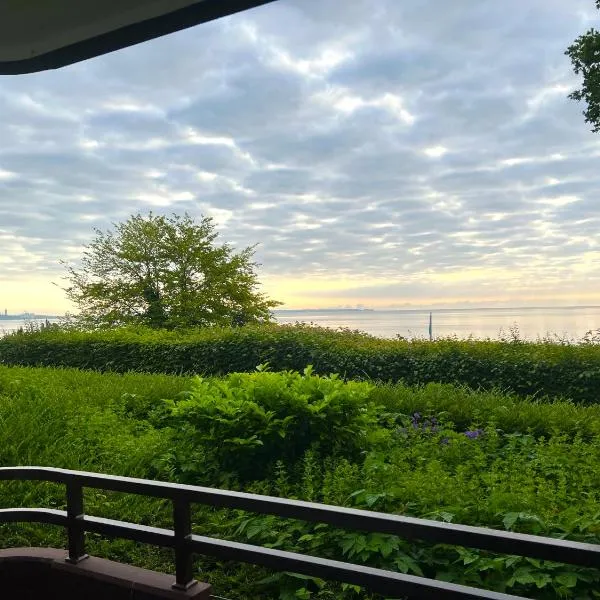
xmin=0 ymin=506 xmax=527 ymax=600
xmin=88 ymin=518 xmax=530 ymax=599
xmin=83 ymin=515 xmax=175 ymax=547
xmin=1 ymin=466 xmax=598 ymax=569
xmin=0 ymin=507 xmax=67 ymax=526
xmin=0 ymin=509 xmax=175 ymax=549
xmin=189 ymin=534 xmax=526 ymax=600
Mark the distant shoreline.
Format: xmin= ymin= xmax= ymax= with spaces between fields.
xmin=274 ymin=309 xmax=388 ymax=313
xmin=1 ymin=305 xmax=599 ymax=319
xmin=275 ymin=305 xmax=600 ymax=314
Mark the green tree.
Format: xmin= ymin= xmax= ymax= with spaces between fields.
xmin=565 ymin=1 xmax=600 ymax=132
xmin=61 ymin=212 xmax=280 ymax=328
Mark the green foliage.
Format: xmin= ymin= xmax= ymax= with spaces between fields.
xmin=60 ymin=212 xmax=280 ymax=329
xmin=159 ymin=366 xmax=375 ymax=483
xmin=371 ymin=382 xmax=600 ymax=439
xmin=0 ymin=365 xmax=599 ymax=599
xmin=3 ymin=323 xmax=600 ymax=403
xmin=228 ymin=427 xmax=600 ymax=599
xmin=566 ymin=0 xmax=600 ymax=132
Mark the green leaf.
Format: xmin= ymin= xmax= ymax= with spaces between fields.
xmin=507 ymin=567 xmax=536 ymax=587
xmin=555 ymin=572 xmax=578 ymax=588
xmin=502 ymin=512 xmax=519 ymax=530
xmin=395 ymin=553 xmax=424 ymax=577
xmin=531 ymin=572 xmax=552 ymax=589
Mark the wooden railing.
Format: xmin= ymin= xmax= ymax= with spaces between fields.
xmin=0 ymin=466 xmax=598 ymax=599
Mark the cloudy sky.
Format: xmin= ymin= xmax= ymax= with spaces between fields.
xmin=1 ymin=0 xmax=599 ymax=313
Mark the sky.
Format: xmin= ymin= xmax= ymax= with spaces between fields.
xmin=1 ymin=0 xmax=599 ymax=314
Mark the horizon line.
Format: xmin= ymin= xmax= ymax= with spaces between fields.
xmin=274 ymin=304 xmax=600 ymax=312
xmin=3 ymin=303 xmax=600 ymax=318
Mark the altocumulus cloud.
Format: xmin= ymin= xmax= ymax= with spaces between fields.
xmin=1 ymin=0 xmax=599 ymax=311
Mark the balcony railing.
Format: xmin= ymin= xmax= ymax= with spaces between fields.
xmin=0 ymin=466 xmax=598 ymax=599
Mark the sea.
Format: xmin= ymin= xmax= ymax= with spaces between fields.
xmin=0 ymin=318 xmax=60 ymax=336
xmin=1 ymin=306 xmax=599 ymax=341
xmin=273 ymin=306 xmax=600 ymax=341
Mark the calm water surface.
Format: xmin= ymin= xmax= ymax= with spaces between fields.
xmin=274 ymin=307 xmax=600 ymax=340
xmin=0 ymin=318 xmax=59 ymax=336
xmin=2 ymin=308 xmax=600 ymax=341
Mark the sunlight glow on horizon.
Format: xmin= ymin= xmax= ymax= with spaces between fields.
xmin=3 ymin=272 xmax=598 ymax=315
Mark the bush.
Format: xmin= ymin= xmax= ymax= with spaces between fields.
xmin=2 ymin=324 xmax=600 ymax=403
xmin=159 ymin=366 xmax=376 ymax=483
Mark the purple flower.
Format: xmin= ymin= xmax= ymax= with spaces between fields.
xmin=410 ymin=412 xmax=422 ymax=429
xmin=464 ymin=429 xmax=484 ymax=439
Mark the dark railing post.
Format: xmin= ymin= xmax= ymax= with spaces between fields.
xmin=65 ymin=477 xmax=88 ymax=563
xmin=172 ymin=496 xmax=196 ymax=589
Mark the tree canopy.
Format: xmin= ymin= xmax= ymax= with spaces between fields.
xmin=566 ymin=0 xmax=600 ymax=132
xmin=62 ymin=212 xmax=280 ymax=329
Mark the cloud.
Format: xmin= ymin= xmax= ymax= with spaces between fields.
xmin=0 ymin=0 xmax=599 ymax=312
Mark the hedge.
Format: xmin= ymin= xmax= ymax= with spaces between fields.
xmin=1 ymin=324 xmax=600 ymax=403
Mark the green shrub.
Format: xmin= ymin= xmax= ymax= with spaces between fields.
xmin=2 ymin=324 xmax=600 ymax=403
xmin=160 ymin=366 xmax=376 ymax=483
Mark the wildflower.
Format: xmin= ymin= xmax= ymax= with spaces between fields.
xmin=410 ymin=412 xmax=422 ymax=429
xmin=464 ymin=429 xmax=484 ymax=439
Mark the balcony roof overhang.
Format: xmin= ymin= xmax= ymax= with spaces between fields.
xmin=0 ymin=0 xmax=277 ymax=75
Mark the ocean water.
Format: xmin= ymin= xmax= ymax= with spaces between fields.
xmin=1 ymin=308 xmax=599 ymax=341
xmin=273 ymin=306 xmax=600 ymax=341
xmin=0 ymin=318 xmax=60 ymax=336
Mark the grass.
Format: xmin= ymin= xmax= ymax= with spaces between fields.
xmin=372 ymin=382 xmax=600 ymax=438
